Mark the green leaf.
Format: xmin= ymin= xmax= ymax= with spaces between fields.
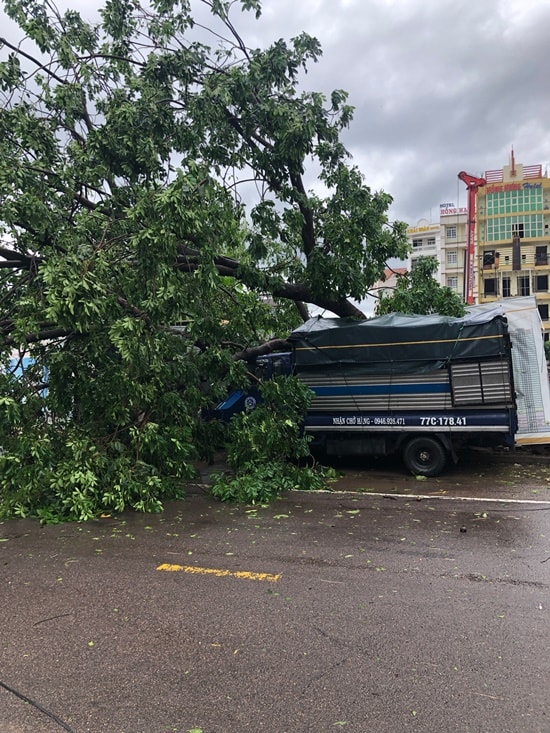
xmin=0 ymin=0 xmax=409 ymax=521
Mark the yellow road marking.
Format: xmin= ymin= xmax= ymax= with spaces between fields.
xmin=157 ymin=563 xmax=281 ymax=582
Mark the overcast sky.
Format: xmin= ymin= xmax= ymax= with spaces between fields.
xmin=244 ymin=0 xmax=550 ymax=227
xmin=1 ymin=0 xmax=549 ymax=228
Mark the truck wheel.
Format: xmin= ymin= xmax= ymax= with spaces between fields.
xmin=402 ymin=437 xmax=447 ymax=477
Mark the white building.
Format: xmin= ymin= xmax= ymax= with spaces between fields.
xmin=438 ymin=204 xmax=468 ymax=299
xmin=406 ymin=220 xmax=441 ymax=274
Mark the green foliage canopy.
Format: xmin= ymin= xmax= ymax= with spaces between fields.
xmin=0 ymin=0 xmax=409 ymax=519
xmin=376 ymin=257 xmax=466 ymax=318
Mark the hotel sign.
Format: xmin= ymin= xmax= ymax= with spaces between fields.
xmin=440 ymin=203 xmax=467 ymax=215
xmin=486 ymin=182 xmax=542 ymax=194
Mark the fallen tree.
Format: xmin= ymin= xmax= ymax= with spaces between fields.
xmin=0 ymin=0 xmax=409 ymax=519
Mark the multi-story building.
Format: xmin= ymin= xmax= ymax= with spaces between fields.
xmin=406 ymin=220 xmax=440 ymax=273
xmin=406 ymin=158 xmax=550 ymax=337
xmin=407 ymin=207 xmax=469 ymax=300
xmin=476 ymin=160 xmax=550 ymax=337
xmin=438 ymin=204 xmax=468 ymax=299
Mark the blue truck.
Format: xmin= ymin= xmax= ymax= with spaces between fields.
xmin=212 ymin=306 xmax=523 ymax=476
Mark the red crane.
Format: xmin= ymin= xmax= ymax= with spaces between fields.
xmin=458 ymin=171 xmax=486 ymax=304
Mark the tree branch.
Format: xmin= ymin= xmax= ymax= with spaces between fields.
xmin=2 ymin=326 xmax=73 ymax=347
xmin=0 ymin=37 xmax=68 ymax=86
xmin=231 ymin=337 xmax=292 ymax=363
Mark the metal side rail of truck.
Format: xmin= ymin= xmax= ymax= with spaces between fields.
xmin=211 ymin=297 xmax=550 ymax=477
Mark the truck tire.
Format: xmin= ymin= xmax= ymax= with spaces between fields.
xmin=402 ymin=436 xmax=447 ymax=477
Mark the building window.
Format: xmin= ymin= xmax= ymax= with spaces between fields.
xmin=412 ymin=238 xmax=423 ymax=248
xmin=483 ymin=250 xmax=496 ymax=267
xmin=502 ymin=277 xmax=511 ymax=297
xmin=447 ymin=251 xmax=457 ymax=265
xmin=536 ymin=275 xmax=549 ymax=292
xmin=426 ymin=237 xmax=436 ymax=247
xmin=518 ymin=276 xmax=530 ymax=296
xmin=536 ymin=246 xmax=548 ymax=266
xmin=538 ymin=304 xmax=549 ymax=321
xmin=486 ymin=215 xmax=543 ymax=242
xmin=486 ymin=186 xmax=543 ymax=216
xmin=512 ymin=222 xmax=525 ymax=238
xmin=484 ymin=278 xmax=497 ymax=297
xmin=447 ymin=276 xmax=458 ymax=289
xmin=446 ymin=226 xmax=457 ymax=239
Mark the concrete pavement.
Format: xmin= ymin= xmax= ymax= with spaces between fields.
xmin=1 ymin=453 xmax=550 ymax=732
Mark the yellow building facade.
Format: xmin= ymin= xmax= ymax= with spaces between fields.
xmin=477 ymin=161 xmax=550 ymax=336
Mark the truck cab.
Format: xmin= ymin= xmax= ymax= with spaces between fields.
xmin=210 ymin=352 xmax=292 ymax=420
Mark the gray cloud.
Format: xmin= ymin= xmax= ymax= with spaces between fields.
xmin=2 ymin=0 xmax=548 ymax=227
xmin=240 ymin=0 xmax=550 ymax=224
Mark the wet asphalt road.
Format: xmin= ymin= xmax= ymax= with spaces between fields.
xmin=1 ymin=452 xmax=550 ymax=733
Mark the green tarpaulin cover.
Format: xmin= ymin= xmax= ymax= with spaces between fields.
xmin=289 ymin=311 xmax=510 ymax=374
